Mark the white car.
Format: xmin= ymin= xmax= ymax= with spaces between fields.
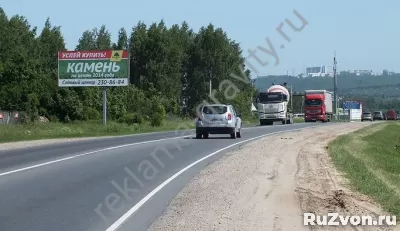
xmin=196 ymin=104 xmax=242 ymax=139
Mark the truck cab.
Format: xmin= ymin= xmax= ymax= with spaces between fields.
xmin=304 ymin=90 xmax=333 ymax=122
xmin=257 ymin=91 xmax=292 ymax=125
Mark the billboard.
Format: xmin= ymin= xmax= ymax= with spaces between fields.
xmin=343 ymin=101 xmax=361 ymax=109
xmin=58 ymin=50 xmax=129 ymax=87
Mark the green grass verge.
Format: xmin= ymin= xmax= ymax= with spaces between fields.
xmin=0 ymin=119 xmax=196 ymax=143
xmin=328 ymin=121 xmax=400 ymax=216
xmin=293 ymin=117 xmax=305 ymax=123
xmin=0 ymin=117 xmax=261 ymax=143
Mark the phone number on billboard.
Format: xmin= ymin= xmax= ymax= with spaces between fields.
xmin=97 ymin=79 xmax=127 ymax=86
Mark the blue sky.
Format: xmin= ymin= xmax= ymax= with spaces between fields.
xmin=2 ymin=0 xmax=399 ymax=76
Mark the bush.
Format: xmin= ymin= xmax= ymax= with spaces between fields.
xmin=47 ymin=115 xmax=60 ymax=122
xmin=83 ymin=107 xmax=100 ymax=120
xmin=150 ymin=113 xmax=164 ymax=127
xmin=149 ymin=97 xmax=166 ymax=127
xmin=16 ymin=111 xmax=31 ymax=124
xmin=119 ymin=113 xmax=145 ymax=125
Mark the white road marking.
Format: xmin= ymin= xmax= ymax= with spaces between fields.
xmin=105 ymin=126 xmax=320 ymax=231
xmin=0 ymin=123 xmax=316 ymax=178
xmin=0 ymin=136 xmax=191 ymax=177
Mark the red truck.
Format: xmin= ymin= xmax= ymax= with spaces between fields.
xmin=304 ymin=90 xmax=333 ymax=122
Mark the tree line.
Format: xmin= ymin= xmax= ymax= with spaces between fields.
xmin=256 ymin=74 xmax=400 ymax=97
xmin=0 ymin=7 xmax=256 ymax=126
xmin=256 ymin=74 xmax=400 ymax=111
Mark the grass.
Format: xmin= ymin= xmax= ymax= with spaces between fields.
xmin=0 ymin=119 xmax=196 ymax=143
xmin=328 ymin=121 xmax=400 ymax=216
xmin=0 ymin=116 xmax=262 ymax=143
xmin=293 ymin=117 xmax=305 ymax=123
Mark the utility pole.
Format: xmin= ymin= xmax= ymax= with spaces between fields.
xmin=209 ymin=79 xmax=212 ymax=97
xmin=209 ymin=66 xmax=212 ymax=97
xmin=333 ymin=51 xmax=338 ymax=120
xmin=290 ymin=85 xmax=293 ymax=112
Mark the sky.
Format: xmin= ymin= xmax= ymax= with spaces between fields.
xmin=1 ymin=0 xmax=400 ymax=76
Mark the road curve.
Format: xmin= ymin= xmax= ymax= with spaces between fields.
xmin=0 ymin=122 xmax=327 ymax=231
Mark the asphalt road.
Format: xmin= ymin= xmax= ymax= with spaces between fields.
xmin=0 ymin=122 xmax=327 ymax=231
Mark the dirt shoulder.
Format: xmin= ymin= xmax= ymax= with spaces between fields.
xmin=148 ymin=122 xmax=399 ymax=231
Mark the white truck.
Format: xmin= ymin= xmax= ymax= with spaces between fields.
xmin=256 ymin=84 xmax=293 ymax=125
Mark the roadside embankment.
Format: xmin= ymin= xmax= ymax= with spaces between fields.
xmin=149 ymin=122 xmax=399 ymax=231
xmin=329 ymin=121 xmax=400 ymax=218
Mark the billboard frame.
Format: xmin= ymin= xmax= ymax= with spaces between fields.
xmin=57 ymin=49 xmax=131 ymax=125
xmin=57 ymin=50 xmax=130 ymax=87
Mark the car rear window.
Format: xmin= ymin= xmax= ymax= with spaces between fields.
xmin=202 ymin=106 xmax=227 ymax=114
xmin=363 ymin=112 xmax=371 ymax=115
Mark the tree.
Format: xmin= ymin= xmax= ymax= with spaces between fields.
xmin=113 ymin=28 xmax=128 ymax=50
xmin=0 ymin=7 xmax=257 ymax=125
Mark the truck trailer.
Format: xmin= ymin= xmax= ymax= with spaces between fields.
xmin=304 ymin=90 xmax=333 ymax=122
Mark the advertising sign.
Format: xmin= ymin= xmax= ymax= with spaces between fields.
xmin=343 ymin=101 xmax=361 ymax=110
xmin=58 ymin=50 xmax=129 ymax=87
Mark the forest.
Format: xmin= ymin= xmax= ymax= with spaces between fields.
xmin=0 ymin=7 xmax=256 ymax=127
xmin=256 ymin=74 xmax=400 ymax=111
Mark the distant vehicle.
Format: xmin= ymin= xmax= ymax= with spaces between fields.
xmin=196 ymin=104 xmax=242 ymax=139
xmin=386 ymin=110 xmax=398 ymax=120
xmin=383 ymin=113 xmax=387 ymax=120
xmin=373 ymin=111 xmax=384 ymax=120
xmin=256 ymin=83 xmax=293 ymax=126
xmin=304 ymin=90 xmax=333 ymax=122
xmin=361 ymin=112 xmax=373 ymax=122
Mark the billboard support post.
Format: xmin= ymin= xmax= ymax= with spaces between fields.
xmin=57 ymin=50 xmax=130 ymax=125
xmin=103 ymin=87 xmax=107 ymax=125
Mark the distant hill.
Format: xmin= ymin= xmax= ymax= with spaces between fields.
xmin=254 ymin=74 xmax=400 ymax=99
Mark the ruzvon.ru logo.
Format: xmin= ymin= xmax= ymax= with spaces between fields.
xmin=304 ymin=213 xmax=396 ymax=226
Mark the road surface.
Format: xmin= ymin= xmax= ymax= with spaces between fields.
xmin=0 ymin=122 xmax=326 ymax=231
xmin=149 ymin=122 xmax=397 ymax=231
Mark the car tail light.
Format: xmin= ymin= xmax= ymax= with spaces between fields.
xmin=227 ymin=113 xmax=232 ymax=120
xmin=198 ymin=113 xmax=203 ymax=121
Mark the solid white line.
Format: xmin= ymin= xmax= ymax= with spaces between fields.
xmin=0 ymin=135 xmax=191 ymax=177
xmin=105 ymin=126 xmax=319 ymax=231
xmin=0 ymin=123 xmax=313 ymax=177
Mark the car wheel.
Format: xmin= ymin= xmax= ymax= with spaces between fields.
xmin=230 ymin=130 xmax=237 ymax=139
xmin=196 ymin=133 xmax=202 ymax=139
xmin=236 ymin=128 xmax=241 ymax=138
xmin=203 ymin=133 xmax=209 ymax=139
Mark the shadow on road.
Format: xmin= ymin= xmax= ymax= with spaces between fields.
xmin=185 ymin=137 xmax=234 ymax=140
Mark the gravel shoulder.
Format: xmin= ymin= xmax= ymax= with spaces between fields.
xmin=148 ymin=122 xmax=399 ymax=231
